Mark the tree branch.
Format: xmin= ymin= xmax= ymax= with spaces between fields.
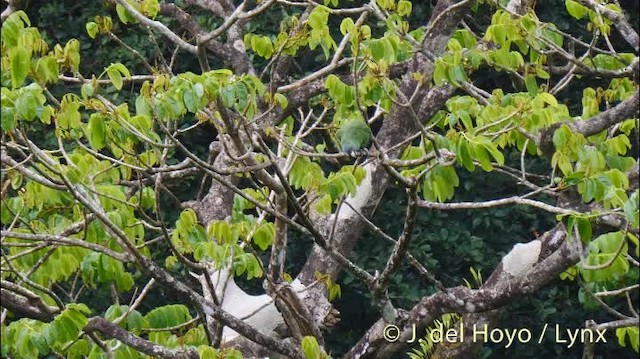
xmin=418 ymin=196 xmax=579 ymax=215
xmin=0 ymin=287 xmax=59 ymax=322
xmin=576 ymin=0 xmax=640 ymax=52
xmin=112 ymin=0 xmax=197 ymax=54
xmin=539 ymin=91 xmax=639 ymax=154
xmin=84 ymin=317 xmax=198 ymax=359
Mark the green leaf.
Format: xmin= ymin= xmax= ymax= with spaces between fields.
xmin=143 ymin=304 xmax=192 ymax=329
xmin=289 ymin=156 xmax=325 ymax=190
xmin=87 ymin=114 xmax=107 ymax=150
xmin=183 ymin=88 xmax=197 ymax=113
xmin=367 ymin=39 xmax=386 ymax=62
xmin=179 ymin=208 xmax=198 ymax=229
xmin=165 ymin=255 xmax=178 ymax=270
xmin=106 ymin=63 xmax=131 ymax=90
xmin=234 ymin=252 xmax=263 ymax=279
xmin=274 ymin=93 xmax=288 ymax=109
xmin=457 ymin=139 xmax=475 ymax=171
xmin=321 ymin=171 xmax=358 ymax=201
xmin=198 ymin=346 xmax=219 ymax=359
xmin=423 ymin=166 xmax=459 ymax=202
xmin=104 ymin=304 xmax=127 ymax=322
xmin=115 ymin=4 xmax=138 ymax=24
xmin=35 ymin=56 xmax=59 ymax=85
xmin=314 ymin=194 xmax=332 ymax=215
xmin=525 ymin=74 xmax=539 ymax=95
xmin=15 ymin=90 xmax=38 ymax=121
xmin=340 ymin=17 xmax=355 ymax=35
xmin=471 ymin=143 xmax=492 ymax=171
xmin=328 ymin=282 xmax=341 ymax=301
xmin=140 ymin=187 xmax=156 ymax=209
xmin=397 ymin=0 xmax=412 ymax=17
xmin=301 ymin=336 xmax=323 ymax=359
xmin=552 ymin=125 xmax=572 ymax=149
xmin=308 ymin=6 xmax=330 ymax=30
xmin=40 ymin=105 xmax=53 ymax=125
xmin=135 ymin=95 xmax=152 ymax=117
xmin=64 ymin=39 xmax=81 ymax=70
xmin=1 ymin=106 xmax=16 ymax=131
xmin=568 ymin=216 xmax=592 ymax=243
xmin=253 ymin=222 xmax=275 ymax=250
xmin=623 ymin=191 xmax=639 ymax=228
xmin=448 ymin=65 xmax=467 ymax=87
xmin=434 ymin=62 xmax=450 ymax=87
xmin=220 ymin=85 xmax=235 ymax=108
xmin=576 ymin=217 xmax=592 ymax=242
xmin=67 ymin=339 xmax=90 ymax=359
xmin=565 ymin=0 xmax=587 ymax=20
xmin=86 ymin=22 xmax=99 ymax=38
xmin=234 ymin=81 xmax=249 ymax=110
xmin=81 ymin=83 xmax=94 ymax=99
xmin=535 ymin=65 xmax=550 ymax=79
xmin=509 ymin=51 xmax=525 ymax=69
xmin=249 ymin=35 xmax=274 ymax=58
xmin=141 ymin=0 xmax=160 ymax=18
xmin=107 ymin=67 xmax=123 ymax=90
xmin=10 ymin=47 xmax=30 ymax=88
xmin=208 ymin=220 xmax=235 ymax=243
xmin=616 ymin=326 xmax=639 ymax=352
xmin=359 ymin=24 xmax=371 ymax=39
xmin=116 ymin=272 xmax=134 ymax=292
xmin=1 ymin=11 xmax=30 ymax=48
xmin=538 ymin=92 xmax=558 ymax=107
xmin=581 ymin=231 xmax=629 ymax=283
xmin=115 ymin=4 xmax=128 ymax=23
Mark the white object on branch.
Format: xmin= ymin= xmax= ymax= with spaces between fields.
xmin=502 ymin=240 xmax=542 ymax=277
xmin=337 ymin=163 xmax=374 ymax=220
xmin=194 ymin=268 xmax=308 ymax=342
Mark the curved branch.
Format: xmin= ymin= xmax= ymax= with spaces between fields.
xmin=84 ymin=317 xmax=198 ymax=359
xmin=112 ymin=0 xmax=197 ymax=54
xmin=576 ymin=0 xmax=639 ymax=52
xmin=538 ymin=91 xmax=639 ymax=154
xmin=159 ymin=3 xmax=254 ymax=74
xmin=0 ymin=287 xmax=60 ymax=322
xmin=1 ymin=231 xmax=134 ymax=263
xmin=1 ymin=151 xmax=66 ymax=190
xmin=569 ymin=91 xmax=640 ymax=136
xmin=418 ymin=196 xmax=579 ymax=215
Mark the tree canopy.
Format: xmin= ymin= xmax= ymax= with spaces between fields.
xmin=1 ymin=0 xmax=638 ymax=358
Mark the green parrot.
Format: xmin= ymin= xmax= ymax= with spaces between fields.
xmin=336 ymin=119 xmax=372 ymax=157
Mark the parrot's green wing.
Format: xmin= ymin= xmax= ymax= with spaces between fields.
xmin=337 ymin=120 xmax=372 ymax=155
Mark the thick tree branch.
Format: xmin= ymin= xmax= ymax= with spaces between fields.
xmin=569 ymin=91 xmax=640 ymax=135
xmin=183 ymin=0 xmax=226 ymax=18
xmin=0 ymin=287 xmax=59 ymax=322
xmin=538 ymin=91 xmax=639 ymax=154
